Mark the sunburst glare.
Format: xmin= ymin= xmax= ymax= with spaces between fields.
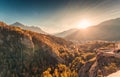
xmin=77 ymin=19 xmax=91 ymax=29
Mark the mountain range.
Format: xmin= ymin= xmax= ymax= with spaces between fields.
xmin=55 ymin=18 xmax=120 ymax=41
xmin=0 ymin=21 xmax=120 ymax=77
xmin=11 ymin=22 xmax=47 ymax=34
xmin=54 ymin=28 xmax=79 ymax=37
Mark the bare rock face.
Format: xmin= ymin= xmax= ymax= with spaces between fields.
xmin=0 ymin=30 xmax=6 ymax=45
xmin=21 ymin=34 xmax=34 ymax=49
xmin=89 ymin=61 xmax=98 ymax=77
xmin=0 ymin=39 xmax=3 ymax=44
xmin=78 ymin=51 xmax=120 ymax=77
xmin=0 ymin=34 xmax=3 ymax=45
xmin=79 ymin=60 xmax=95 ymax=77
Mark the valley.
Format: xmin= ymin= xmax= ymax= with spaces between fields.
xmin=0 ymin=22 xmax=120 ymax=77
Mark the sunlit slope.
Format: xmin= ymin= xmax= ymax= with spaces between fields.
xmin=66 ymin=18 xmax=120 ymax=41
xmin=54 ymin=28 xmax=79 ymax=37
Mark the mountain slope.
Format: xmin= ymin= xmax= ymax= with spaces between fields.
xmin=0 ymin=22 xmax=78 ymax=76
xmin=54 ymin=28 xmax=79 ymax=37
xmin=0 ymin=21 xmax=119 ymax=77
xmin=66 ymin=18 xmax=120 ymax=41
xmin=11 ymin=22 xmax=47 ymax=34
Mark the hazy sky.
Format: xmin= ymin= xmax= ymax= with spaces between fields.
xmin=0 ymin=0 xmax=120 ymax=33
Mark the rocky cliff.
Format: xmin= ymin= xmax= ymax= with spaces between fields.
xmin=78 ymin=51 xmax=120 ymax=77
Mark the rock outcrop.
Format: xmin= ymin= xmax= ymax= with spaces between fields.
xmin=78 ymin=52 xmax=120 ymax=77
xmin=89 ymin=61 xmax=98 ymax=77
xmin=79 ymin=60 xmax=95 ymax=77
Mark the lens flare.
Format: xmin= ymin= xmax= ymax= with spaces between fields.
xmin=77 ymin=19 xmax=91 ymax=29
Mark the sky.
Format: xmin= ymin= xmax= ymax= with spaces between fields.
xmin=0 ymin=0 xmax=120 ymax=33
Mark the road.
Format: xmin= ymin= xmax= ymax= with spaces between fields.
xmin=98 ymin=48 xmax=120 ymax=58
xmin=103 ymin=51 xmax=120 ymax=58
xmin=107 ymin=70 xmax=120 ymax=77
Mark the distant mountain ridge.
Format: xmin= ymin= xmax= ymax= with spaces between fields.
xmin=11 ymin=22 xmax=25 ymax=27
xmin=54 ymin=28 xmax=79 ymax=37
xmin=60 ymin=18 xmax=120 ymax=41
xmin=11 ymin=22 xmax=47 ymax=34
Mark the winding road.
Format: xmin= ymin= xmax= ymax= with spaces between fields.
xmin=107 ymin=70 xmax=120 ymax=77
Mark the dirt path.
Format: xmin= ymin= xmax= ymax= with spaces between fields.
xmin=107 ymin=70 xmax=120 ymax=77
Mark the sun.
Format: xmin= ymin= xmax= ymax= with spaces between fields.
xmin=77 ymin=19 xmax=91 ymax=29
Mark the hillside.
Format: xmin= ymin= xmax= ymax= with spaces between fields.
xmin=54 ymin=28 xmax=78 ymax=37
xmin=0 ymin=21 xmax=120 ymax=77
xmin=65 ymin=18 xmax=120 ymax=41
xmin=11 ymin=22 xmax=47 ymax=34
xmin=0 ymin=21 xmax=79 ymax=76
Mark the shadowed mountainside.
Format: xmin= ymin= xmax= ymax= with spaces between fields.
xmin=0 ymin=21 xmax=79 ymax=76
